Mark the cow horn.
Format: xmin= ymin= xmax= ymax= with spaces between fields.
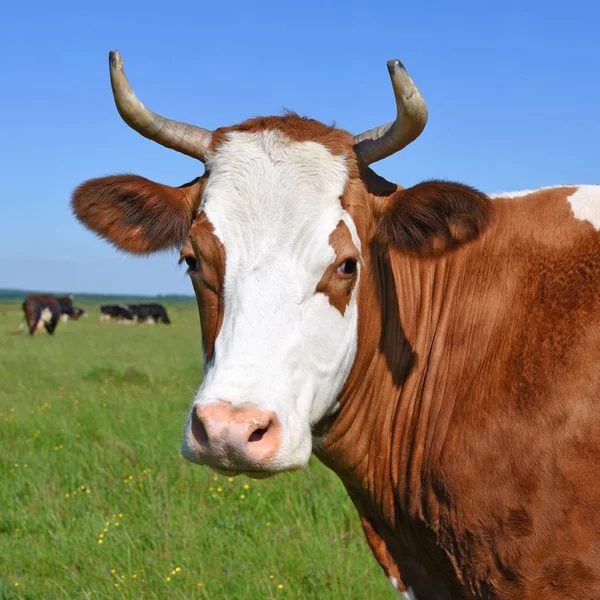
xmin=109 ymin=50 xmax=212 ymax=162
xmin=353 ymin=60 xmax=428 ymax=166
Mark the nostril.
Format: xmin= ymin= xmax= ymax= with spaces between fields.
xmin=191 ymin=408 xmax=209 ymax=448
xmin=248 ymin=423 xmax=270 ymax=443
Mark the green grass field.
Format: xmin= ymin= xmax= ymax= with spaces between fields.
xmin=0 ymin=303 xmax=393 ymax=599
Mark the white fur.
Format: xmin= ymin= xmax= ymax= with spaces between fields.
xmin=182 ymin=129 xmax=361 ymax=472
xmin=567 ymin=185 xmax=600 ymax=230
xmin=490 ymin=184 xmax=573 ymax=199
xmin=388 ymin=579 xmax=418 ymax=600
xmin=40 ymin=308 xmax=52 ymax=324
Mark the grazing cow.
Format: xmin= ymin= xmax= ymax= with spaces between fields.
xmin=22 ymin=294 xmax=61 ymax=335
xmin=57 ymin=295 xmax=74 ymax=320
xmin=99 ymin=304 xmax=135 ymax=322
xmin=70 ymin=307 xmax=87 ymax=320
xmin=71 ymin=51 xmax=600 ymax=599
xmin=56 ymin=295 xmax=86 ymax=322
xmin=129 ymin=303 xmax=171 ymax=324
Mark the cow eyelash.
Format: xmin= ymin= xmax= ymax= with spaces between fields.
xmin=336 ymin=258 xmax=358 ymax=277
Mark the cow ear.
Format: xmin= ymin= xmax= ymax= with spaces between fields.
xmin=374 ymin=180 xmax=492 ymax=255
xmin=71 ymin=175 xmax=203 ymax=254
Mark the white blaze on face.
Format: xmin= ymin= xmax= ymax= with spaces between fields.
xmin=188 ymin=129 xmax=361 ymax=471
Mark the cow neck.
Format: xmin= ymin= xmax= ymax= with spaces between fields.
xmin=316 ymin=231 xmax=502 ymax=532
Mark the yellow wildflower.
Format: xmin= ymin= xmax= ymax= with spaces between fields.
xmin=98 ymin=539 xmax=103 ymax=544
xmin=132 ymin=574 xmax=137 ymax=579
xmin=278 ymin=584 xmax=284 ymax=589
xmin=110 ymin=570 xmax=116 ymax=574
xmin=228 ymin=477 xmax=234 ymax=482
xmin=166 ymin=577 xmax=171 ymax=582
xmin=119 ymin=513 xmax=123 ymax=517
xmin=115 ymin=522 xmax=120 ymax=527
xmin=175 ymin=567 xmax=181 ymax=573
xmin=270 ymin=575 xmax=275 ymax=579
xmin=240 ymin=494 xmax=246 ymax=499
xmin=243 ymin=484 xmax=250 ymax=489
xmin=217 ymin=487 xmax=222 ymax=493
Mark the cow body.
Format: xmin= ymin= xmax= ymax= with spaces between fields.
xmin=56 ymin=295 xmax=87 ymax=322
xmin=22 ymin=294 xmax=62 ymax=335
xmin=313 ymin=184 xmax=600 ymax=599
xmin=129 ymin=303 xmax=171 ymax=324
xmin=99 ymin=304 xmax=135 ymax=322
xmin=71 ymin=52 xmax=600 ymax=599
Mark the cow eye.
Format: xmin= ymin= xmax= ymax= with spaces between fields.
xmin=336 ymin=258 xmax=358 ymax=277
xmin=185 ymin=256 xmax=198 ymax=272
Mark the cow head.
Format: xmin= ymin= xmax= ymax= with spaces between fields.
xmin=72 ymin=52 xmax=490 ymax=476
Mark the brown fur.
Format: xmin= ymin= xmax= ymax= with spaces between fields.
xmin=22 ymin=294 xmax=62 ymax=336
xmin=374 ymin=180 xmax=493 ymax=256
xmin=315 ymin=179 xmax=600 ymax=599
xmin=314 ymin=221 xmax=359 ymax=316
xmin=72 ymin=113 xmax=600 ymax=599
xmin=71 ymin=175 xmax=204 ymax=254
xmin=181 ymin=214 xmax=225 ymax=364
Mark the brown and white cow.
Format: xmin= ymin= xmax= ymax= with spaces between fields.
xmin=71 ymin=51 xmax=600 ymax=599
xmin=22 ymin=294 xmax=62 ymax=335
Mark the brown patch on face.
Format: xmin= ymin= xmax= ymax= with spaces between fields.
xmin=210 ymin=113 xmax=357 ymax=172
xmin=71 ymin=175 xmax=205 ymax=254
xmin=315 ymin=221 xmax=359 ymax=316
xmin=181 ymin=213 xmax=225 ymax=363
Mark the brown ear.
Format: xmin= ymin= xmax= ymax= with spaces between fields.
xmin=374 ymin=180 xmax=492 ymax=255
xmin=71 ymin=175 xmax=203 ymax=254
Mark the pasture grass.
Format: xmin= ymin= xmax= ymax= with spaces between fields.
xmin=0 ymin=303 xmax=393 ymax=599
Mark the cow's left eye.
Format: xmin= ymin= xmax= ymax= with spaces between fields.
xmin=336 ymin=259 xmax=358 ymax=276
xmin=185 ymin=256 xmax=199 ymax=272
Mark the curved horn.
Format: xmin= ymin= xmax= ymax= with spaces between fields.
xmin=354 ymin=60 xmax=428 ymax=166
xmin=109 ymin=50 xmax=212 ymax=162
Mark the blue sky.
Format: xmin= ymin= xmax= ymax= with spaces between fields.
xmin=1 ymin=0 xmax=599 ymax=295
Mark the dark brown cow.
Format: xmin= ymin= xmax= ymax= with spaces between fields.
xmin=71 ymin=51 xmax=600 ymax=599
xmin=22 ymin=294 xmax=62 ymax=335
